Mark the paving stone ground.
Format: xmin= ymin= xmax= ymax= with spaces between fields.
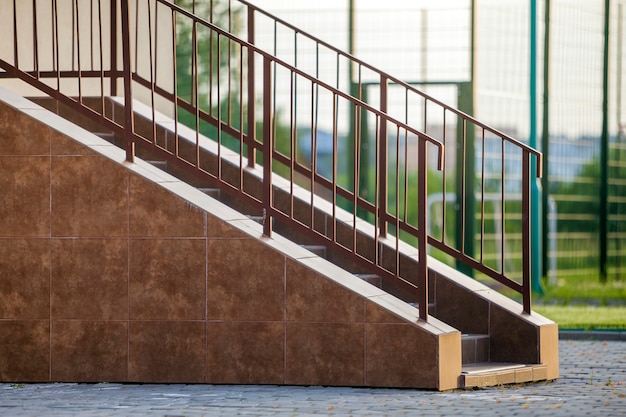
xmin=1 ymin=339 xmax=625 ymax=416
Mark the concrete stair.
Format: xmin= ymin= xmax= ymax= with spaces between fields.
xmin=26 ymin=95 xmax=559 ymax=389
xmin=458 ymin=333 xmax=548 ymax=388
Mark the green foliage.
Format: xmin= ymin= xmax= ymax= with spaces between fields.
xmin=175 ymin=1 xmax=244 ymax=136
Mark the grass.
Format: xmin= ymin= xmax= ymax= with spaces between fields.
xmin=534 ymin=305 xmax=626 ymax=330
xmin=532 ymin=274 xmax=626 ymax=330
xmin=539 ymin=275 xmax=626 ymax=305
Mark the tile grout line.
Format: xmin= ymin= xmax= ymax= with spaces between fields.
xmin=127 ymin=169 xmax=131 ymax=382
xmin=49 ymin=123 xmax=53 ymax=382
xmin=283 ymin=255 xmax=287 ymax=385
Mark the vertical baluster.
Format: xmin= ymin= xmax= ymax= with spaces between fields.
xmin=262 ymin=56 xmax=273 ymax=237
xmin=110 ymin=0 xmax=118 ymax=96
xmin=246 ymin=6 xmax=256 ymax=167
xmin=13 ymin=0 xmax=19 ymax=67
xmin=378 ymin=75 xmax=389 ymax=238
xmin=120 ymin=0 xmax=135 ymax=162
xmin=32 ymin=0 xmax=39 ymax=77
xmin=522 ymin=151 xmax=531 ymax=314
xmin=418 ymin=135 xmax=429 ymax=321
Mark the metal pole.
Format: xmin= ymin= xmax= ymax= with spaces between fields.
xmin=454 ymin=1 xmax=476 ymax=276
xmin=600 ymin=0 xmax=611 ymax=282
xmin=616 ymin=3 xmax=624 ymax=280
xmin=541 ymin=0 xmax=551 ymax=280
xmin=348 ymin=0 xmax=360 ymax=215
xmin=530 ymin=0 xmax=543 ymax=294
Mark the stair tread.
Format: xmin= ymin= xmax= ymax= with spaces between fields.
xmin=461 ymin=333 xmax=489 ymax=337
xmin=462 ymin=362 xmax=525 ymax=375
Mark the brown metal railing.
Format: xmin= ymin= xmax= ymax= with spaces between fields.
xmin=234 ymin=0 xmax=543 ymax=313
xmin=0 ymin=0 xmax=540 ymax=317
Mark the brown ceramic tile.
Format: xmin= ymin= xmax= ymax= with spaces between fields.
xmin=129 ymin=176 xmax=206 ymax=238
xmin=207 ymin=239 xmax=285 ymax=321
xmin=51 ymin=155 xmax=129 ymax=237
xmin=0 ymin=156 xmax=51 ymax=237
xmin=0 ymin=104 xmax=51 ymax=155
xmin=129 ymin=238 xmax=206 ymax=321
xmin=205 ymin=214 xmax=250 ymax=239
xmin=286 ymin=258 xmax=364 ymax=323
xmin=365 ymin=323 xmax=438 ymax=388
xmin=207 ymin=321 xmax=284 ymax=384
xmin=216 ymin=158 xmax=244 ymax=190
xmin=462 ymin=337 xmax=477 ymax=364
xmin=489 ymin=306 xmax=538 ymax=364
xmin=433 ymin=277 xmax=489 ymax=335
xmin=132 ymin=115 xmax=162 ymax=148
xmin=476 ymin=335 xmax=490 ymax=363
xmin=35 ymin=97 xmax=107 ymax=133
xmin=0 ymin=239 xmax=50 ymax=319
xmin=51 ymin=238 xmax=128 ymax=320
xmin=365 ymin=299 xmax=406 ymax=324
xmin=0 ymin=320 xmax=50 ymax=382
xmin=129 ymin=321 xmax=206 ymax=383
xmin=51 ymin=320 xmax=128 ymax=382
xmin=285 ymin=322 xmax=364 ymax=386
xmin=241 ymin=169 xmax=263 ymax=201
xmin=172 ymin=134 xmax=199 ymax=166
xmin=51 ymin=130 xmax=97 ymax=156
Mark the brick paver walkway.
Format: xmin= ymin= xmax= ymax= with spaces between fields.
xmin=1 ymin=339 xmax=625 ymax=416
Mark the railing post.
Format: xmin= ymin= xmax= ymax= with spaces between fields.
xmin=246 ymin=6 xmax=256 ymax=168
xmin=120 ymin=0 xmax=134 ymax=162
xmin=378 ymin=75 xmax=388 ymax=237
xmin=262 ymin=56 xmax=273 ymax=237
xmin=522 ymin=152 xmax=532 ymax=314
xmin=110 ymin=0 xmax=118 ymax=96
xmin=418 ymin=138 xmax=430 ymax=321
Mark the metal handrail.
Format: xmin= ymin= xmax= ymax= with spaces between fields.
xmin=235 ymin=0 xmax=542 ymax=313
xmin=0 ymin=0 xmax=540 ymax=317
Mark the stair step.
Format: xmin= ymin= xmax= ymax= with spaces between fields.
xmin=198 ymin=188 xmax=221 ymax=200
xmin=147 ymin=160 xmax=167 ymax=170
xmin=407 ymin=302 xmax=437 ymax=315
xmin=460 ymin=362 xmax=548 ymax=389
xmin=354 ymin=273 xmax=382 ymax=287
xmin=246 ymin=212 xmax=265 ymax=225
xmin=462 ymin=362 xmax=524 ymax=375
xmin=461 ymin=333 xmax=490 ymax=364
xmin=300 ymin=245 xmax=327 ymax=258
xmin=93 ymin=132 xmax=116 ymax=142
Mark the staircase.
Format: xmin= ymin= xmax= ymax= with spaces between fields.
xmin=0 ymin=0 xmax=558 ymax=390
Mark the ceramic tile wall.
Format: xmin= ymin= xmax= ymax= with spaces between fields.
xmin=0 ymin=99 xmax=451 ymax=389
